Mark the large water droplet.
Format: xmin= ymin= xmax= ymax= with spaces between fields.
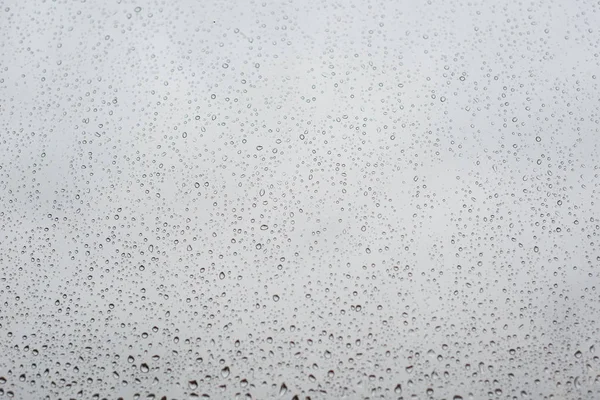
xmin=279 ymin=383 xmax=288 ymax=396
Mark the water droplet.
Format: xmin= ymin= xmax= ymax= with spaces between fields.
xmin=221 ymin=366 xmax=230 ymax=378
xmin=279 ymin=383 xmax=288 ymax=396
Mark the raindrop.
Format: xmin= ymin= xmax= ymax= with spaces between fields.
xmin=279 ymin=383 xmax=288 ymax=396
xmin=221 ymin=366 xmax=230 ymax=378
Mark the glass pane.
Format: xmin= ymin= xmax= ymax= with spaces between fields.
xmin=1 ymin=0 xmax=599 ymax=399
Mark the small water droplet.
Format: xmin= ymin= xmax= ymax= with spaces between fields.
xmin=221 ymin=366 xmax=230 ymax=378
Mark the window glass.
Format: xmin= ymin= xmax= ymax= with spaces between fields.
xmin=1 ymin=0 xmax=599 ymax=399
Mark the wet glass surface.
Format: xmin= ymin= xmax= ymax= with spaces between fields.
xmin=1 ymin=0 xmax=600 ymax=399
